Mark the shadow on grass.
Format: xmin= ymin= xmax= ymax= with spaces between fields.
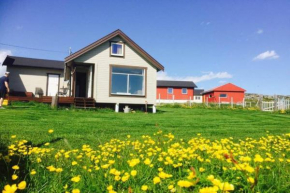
xmin=0 ymin=135 xmax=63 ymax=191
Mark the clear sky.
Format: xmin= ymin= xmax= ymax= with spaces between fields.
xmin=0 ymin=0 xmax=289 ymax=95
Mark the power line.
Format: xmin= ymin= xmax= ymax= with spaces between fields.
xmin=0 ymin=42 xmax=67 ymax=54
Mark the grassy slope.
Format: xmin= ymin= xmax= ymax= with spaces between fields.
xmin=0 ymin=107 xmax=289 ymax=148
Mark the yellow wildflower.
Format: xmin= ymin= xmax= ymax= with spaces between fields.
xmin=177 ymin=180 xmax=193 ymax=188
xmin=219 ymin=182 xmax=234 ymax=191
xmin=72 ymin=189 xmax=80 ymax=193
xmin=153 ymin=176 xmax=161 ymax=184
xmin=18 ymin=181 xmax=27 ymax=190
xmin=12 ymin=174 xmax=18 ymax=180
xmin=30 ymin=169 xmax=36 ymax=175
xmin=12 ymin=165 xmax=19 ymax=170
xmin=71 ymin=175 xmax=81 ymax=183
xmin=48 ymin=129 xmax=54 ymax=133
xmin=131 ymin=170 xmax=137 ymax=177
xmin=2 ymin=184 xmax=17 ymax=193
xmin=141 ymin=185 xmax=148 ymax=191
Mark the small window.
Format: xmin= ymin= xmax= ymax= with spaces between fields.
xmin=168 ymin=88 xmax=173 ymax=94
xmin=209 ymin=94 xmax=212 ymax=98
xmin=111 ymin=42 xmax=124 ymax=56
xmin=220 ymin=94 xmax=227 ymax=98
xmin=195 ymin=96 xmax=200 ymax=100
xmin=182 ymin=88 xmax=187 ymax=94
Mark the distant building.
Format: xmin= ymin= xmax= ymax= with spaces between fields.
xmin=193 ymin=89 xmax=204 ymax=103
xmin=202 ymin=83 xmax=246 ymax=104
xmin=156 ymin=80 xmax=197 ymax=103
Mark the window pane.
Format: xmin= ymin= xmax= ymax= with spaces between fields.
xmin=220 ymin=94 xmax=227 ymax=98
xmin=182 ymin=88 xmax=187 ymax=94
xmin=111 ymin=74 xmax=127 ymax=94
xmin=112 ymin=44 xmax=123 ymax=55
xmin=129 ymin=75 xmax=144 ymax=95
xmin=168 ymin=88 xmax=173 ymax=94
xmin=112 ymin=67 xmax=143 ymax=75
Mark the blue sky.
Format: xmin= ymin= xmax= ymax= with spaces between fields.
xmin=0 ymin=0 xmax=289 ymax=95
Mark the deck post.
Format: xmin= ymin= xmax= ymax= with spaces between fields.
xmin=115 ymin=103 xmax=119 ymax=113
xmin=51 ymin=95 xmax=58 ymax=109
xmin=152 ymin=105 xmax=156 ymax=114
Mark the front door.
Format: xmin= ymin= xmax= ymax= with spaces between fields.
xmin=75 ymin=72 xmax=87 ymax=97
xmin=47 ymin=74 xmax=60 ymax=96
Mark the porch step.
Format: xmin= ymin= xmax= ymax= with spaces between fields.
xmin=74 ymin=98 xmax=96 ymax=108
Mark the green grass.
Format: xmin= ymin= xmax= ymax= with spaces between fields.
xmin=0 ymin=104 xmax=289 ymax=148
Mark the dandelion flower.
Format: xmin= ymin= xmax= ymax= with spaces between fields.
xmin=48 ymin=129 xmax=54 ymax=133
xmin=2 ymin=184 xmax=17 ymax=193
xmin=18 ymin=181 xmax=27 ymax=190
xmin=141 ymin=185 xmax=148 ymax=191
xmin=131 ymin=170 xmax=137 ymax=177
xmin=12 ymin=174 xmax=18 ymax=180
xmin=12 ymin=165 xmax=19 ymax=170
xmin=72 ymin=189 xmax=80 ymax=193
xmin=153 ymin=176 xmax=161 ymax=184
xmin=71 ymin=176 xmax=81 ymax=183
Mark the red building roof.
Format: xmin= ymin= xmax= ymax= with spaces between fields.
xmin=203 ymin=83 xmax=246 ymax=94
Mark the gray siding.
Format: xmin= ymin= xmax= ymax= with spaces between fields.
xmin=74 ymin=36 xmax=158 ymax=105
xmin=7 ymin=66 xmax=64 ymax=96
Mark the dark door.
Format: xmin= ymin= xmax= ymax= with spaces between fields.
xmin=76 ymin=72 xmax=87 ymax=97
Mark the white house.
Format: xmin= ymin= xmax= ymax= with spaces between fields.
xmin=193 ymin=89 xmax=204 ymax=103
xmin=64 ymin=29 xmax=164 ymax=107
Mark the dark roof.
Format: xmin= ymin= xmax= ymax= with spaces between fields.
xmin=157 ymin=80 xmax=197 ymax=88
xmin=65 ymin=29 xmax=164 ymax=71
xmin=2 ymin=56 xmax=64 ymax=70
xmin=194 ymin=89 xmax=204 ymax=95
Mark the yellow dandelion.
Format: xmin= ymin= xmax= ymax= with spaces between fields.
xmin=18 ymin=181 xmax=27 ymax=190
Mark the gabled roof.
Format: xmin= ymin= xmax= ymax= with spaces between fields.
xmin=2 ymin=56 xmax=64 ymax=70
xmin=203 ymin=83 xmax=246 ymax=94
xmin=157 ymin=80 xmax=197 ymax=88
xmin=65 ymin=29 xmax=164 ymax=71
xmin=194 ymin=89 xmax=204 ymax=95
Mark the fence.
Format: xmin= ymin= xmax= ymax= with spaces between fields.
xmin=261 ymin=99 xmax=290 ymax=112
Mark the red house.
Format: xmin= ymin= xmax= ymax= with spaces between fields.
xmin=202 ymin=83 xmax=246 ymax=104
xmin=156 ymin=80 xmax=197 ymax=103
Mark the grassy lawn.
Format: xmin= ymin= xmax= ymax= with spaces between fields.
xmin=1 ymin=105 xmax=290 ymax=192
xmin=0 ymin=105 xmax=289 ymax=148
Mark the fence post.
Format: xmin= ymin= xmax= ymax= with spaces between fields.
xmin=243 ymin=98 xmax=245 ymax=108
xmin=159 ymin=93 xmax=160 ymax=105
xmin=219 ymin=97 xmax=221 ymax=108
xmin=173 ymin=95 xmax=175 ymax=103
xmin=259 ymin=94 xmax=263 ymax=110
xmin=274 ymin=95 xmax=278 ymax=111
xmin=231 ymin=97 xmax=233 ymax=108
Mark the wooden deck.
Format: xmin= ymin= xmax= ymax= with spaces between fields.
xmin=7 ymin=96 xmax=95 ymax=107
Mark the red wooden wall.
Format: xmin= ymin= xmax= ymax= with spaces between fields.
xmin=203 ymin=91 xmax=245 ymax=103
xmin=156 ymin=87 xmax=194 ymax=100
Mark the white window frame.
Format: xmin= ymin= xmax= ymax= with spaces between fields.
xmin=219 ymin=94 xmax=227 ymax=98
xmin=195 ymin=96 xmax=200 ymax=100
xmin=110 ymin=66 xmax=145 ymax=96
xmin=167 ymin=88 xmax=173 ymax=94
xmin=182 ymin=88 xmax=187 ymax=94
xmin=111 ymin=42 xmax=124 ymax=57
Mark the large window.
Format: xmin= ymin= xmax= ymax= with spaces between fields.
xmin=111 ymin=42 xmax=124 ymax=56
xmin=111 ymin=66 xmax=145 ymax=96
xmin=182 ymin=88 xmax=187 ymax=94
xmin=167 ymin=88 xmax=173 ymax=94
